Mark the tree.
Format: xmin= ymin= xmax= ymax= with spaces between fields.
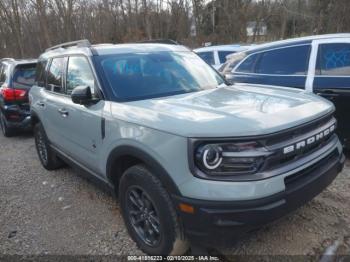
xmin=0 ymin=0 xmax=349 ymax=58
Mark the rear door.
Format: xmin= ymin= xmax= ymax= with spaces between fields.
xmin=312 ymin=40 xmax=350 ymax=145
xmin=42 ymin=57 xmax=68 ymax=146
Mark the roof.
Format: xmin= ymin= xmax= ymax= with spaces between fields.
xmin=245 ymin=33 xmax=350 ymax=53
xmin=0 ymin=58 xmax=37 ymax=65
xmin=40 ymin=43 xmax=190 ymax=59
xmin=93 ymin=43 xmax=190 ymax=55
xmin=193 ymin=45 xmax=249 ymax=53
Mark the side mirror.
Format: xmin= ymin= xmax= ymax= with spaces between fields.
xmin=71 ymin=85 xmax=92 ymax=105
xmin=224 ymin=74 xmax=235 ymax=85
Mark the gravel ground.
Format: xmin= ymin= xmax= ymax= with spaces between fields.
xmin=0 ymin=133 xmax=350 ymax=259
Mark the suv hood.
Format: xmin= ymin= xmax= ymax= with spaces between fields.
xmin=111 ymin=84 xmax=334 ymax=137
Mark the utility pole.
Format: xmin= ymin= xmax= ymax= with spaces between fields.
xmin=212 ymin=1 xmax=216 ymax=34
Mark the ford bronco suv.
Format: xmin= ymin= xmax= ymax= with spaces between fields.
xmin=29 ymin=40 xmax=345 ymax=255
xmin=0 ymin=58 xmax=37 ymax=136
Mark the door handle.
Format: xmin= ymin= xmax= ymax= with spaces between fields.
xmin=58 ymin=108 xmax=69 ymax=117
xmin=36 ymin=101 xmax=45 ymax=107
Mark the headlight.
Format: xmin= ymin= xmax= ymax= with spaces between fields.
xmin=196 ymin=144 xmax=223 ymax=170
xmin=194 ymin=141 xmax=268 ymax=176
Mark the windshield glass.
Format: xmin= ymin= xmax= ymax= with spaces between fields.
xmin=96 ymin=51 xmax=224 ymax=101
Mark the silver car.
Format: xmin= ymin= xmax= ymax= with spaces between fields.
xmin=29 ymin=40 xmax=345 ymax=255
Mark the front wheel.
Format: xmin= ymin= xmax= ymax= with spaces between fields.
xmin=119 ymin=165 xmax=189 ymax=255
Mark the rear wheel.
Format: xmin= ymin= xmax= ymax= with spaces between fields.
xmin=119 ymin=165 xmax=189 ymax=255
xmin=34 ymin=122 xmax=63 ymax=170
xmin=0 ymin=111 xmax=14 ymax=137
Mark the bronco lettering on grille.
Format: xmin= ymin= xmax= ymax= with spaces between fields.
xmin=283 ymin=125 xmax=335 ymax=155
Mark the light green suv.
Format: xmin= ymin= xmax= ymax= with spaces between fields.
xmin=29 ymin=40 xmax=345 ymax=255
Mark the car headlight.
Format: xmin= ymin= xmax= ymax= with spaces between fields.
xmin=197 ymin=144 xmax=223 ymax=170
xmin=193 ymin=141 xmax=268 ymax=177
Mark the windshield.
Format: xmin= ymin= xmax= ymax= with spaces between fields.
xmin=96 ymin=51 xmax=224 ymax=101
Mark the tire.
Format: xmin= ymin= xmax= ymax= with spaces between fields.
xmin=119 ymin=165 xmax=189 ymax=255
xmin=0 ymin=111 xmax=14 ymax=137
xmin=34 ymin=122 xmax=63 ymax=170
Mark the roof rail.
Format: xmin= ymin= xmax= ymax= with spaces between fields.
xmin=45 ymin=39 xmax=91 ymax=52
xmin=138 ymin=39 xmax=179 ymax=45
xmin=0 ymin=58 xmax=15 ymax=62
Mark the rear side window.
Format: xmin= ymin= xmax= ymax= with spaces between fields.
xmin=0 ymin=64 xmax=8 ymax=83
xmin=218 ymin=51 xmax=235 ymax=64
xmin=13 ymin=64 xmax=36 ymax=89
xmin=47 ymin=57 xmax=65 ymax=93
xmin=236 ymin=53 xmax=259 ymax=73
xmin=197 ymin=52 xmax=215 ymax=65
xmin=256 ymin=45 xmax=310 ymax=75
xmin=35 ymin=60 xmax=47 ymax=87
xmin=66 ymin=56 xmax=95 ymax=95
xmin=316 ymin=43 xmax=350 ymax=76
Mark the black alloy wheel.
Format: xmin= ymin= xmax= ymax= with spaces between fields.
xmin=126 ymin=186 xmax=162 ymax=247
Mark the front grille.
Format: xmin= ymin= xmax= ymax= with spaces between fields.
xmin=264 ymin=113 xmax=333 ymax=147
xmin=260 ymin=114 xmax=337 ymax=172
xmin=264 ymin=134 xmax=336 ymax=171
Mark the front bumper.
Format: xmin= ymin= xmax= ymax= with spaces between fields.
xmin=173 ymin=149 xmax=345 ymax=247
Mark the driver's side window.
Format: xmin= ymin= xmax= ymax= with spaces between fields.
xmin=66 ymin=56 xmax=95 ymax=96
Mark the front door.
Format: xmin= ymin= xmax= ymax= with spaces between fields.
xmin=58 ymin=55 xmax=105 ymax=174
xmin=312 ymin=40 xmax=350 ymax=146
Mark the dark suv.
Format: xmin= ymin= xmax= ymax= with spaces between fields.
xmin=219 ymin=34 xmax=350 ymax=147
xmin=0 ymin=58 xmax=37 ymax=136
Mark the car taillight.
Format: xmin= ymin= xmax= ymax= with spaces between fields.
xmin=1 ymin=86 xmax=26 ymax=101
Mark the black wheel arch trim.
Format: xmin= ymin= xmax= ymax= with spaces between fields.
xmin=30 ymin=110 xmax=41 ymax=126
xmin=106 ymin=145 xmax=182 ymax=196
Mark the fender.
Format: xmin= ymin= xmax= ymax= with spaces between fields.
xmin=106 ymin=145 xmax=181 ymax=196
xmin=30 ymin=110 xmax=41 ymax=126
